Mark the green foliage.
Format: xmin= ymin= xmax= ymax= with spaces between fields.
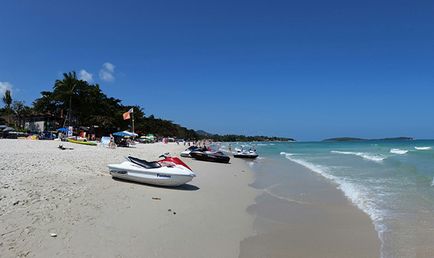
xmin=32 ymin=71 xmax=200 ymax=137
xmin=1 ymin=89 xmax=13 ymax=125
xmin=204 ymin=134 xmax=294 ymax=142
xmin=12 ymin=101 xmax=32 ymax=129
xmin=2 ymin=89 xmax=12 ymax=109
xmin=30 ymin=70 xmax=294 ymax=141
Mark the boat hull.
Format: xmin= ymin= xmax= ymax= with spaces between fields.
xmin=180 ymin=151 xmax=191 ymax=157
xmin=190 ymin=151 xmax=230 ymax=163
xmin=67 ymin=138 xmax=97 ymax=146
xmin=233 ymin=154 xmax=258 ymax=159
xmin=108 ymin=162 xmax=195 ymax=187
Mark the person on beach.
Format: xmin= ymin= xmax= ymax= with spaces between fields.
xmin=109 ymin=134 xmax=116 ymax=149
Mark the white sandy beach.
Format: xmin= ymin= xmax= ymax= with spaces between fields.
xmin=0 ymin=140 xmax=257 ymax=257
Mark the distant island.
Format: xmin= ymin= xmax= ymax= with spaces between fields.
xmin=323 ymin=137 xmax=414 ymax=142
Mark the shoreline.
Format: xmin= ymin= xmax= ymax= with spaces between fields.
xmin=240 ymin=157 xmax=381 ymax=258
xmin=1 ymin=139 xmax=381 ymax=257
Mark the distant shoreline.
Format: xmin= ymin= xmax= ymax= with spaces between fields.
xmin=323 ymin=136 xmax=414 ymax=142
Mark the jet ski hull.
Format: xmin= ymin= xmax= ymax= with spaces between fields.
xmin=233 ymin=154 xmax=258 ymax=159
xmin=190 ymin=151 xmax=230 ymax=163
xmin=108 ymin=162 xmax=195 ymax=187
xmin=180 ymin=151 xmax=192 ymax=157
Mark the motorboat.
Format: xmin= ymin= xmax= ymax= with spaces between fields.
xmin=180 ymin=146 xmax=200 ymax=157
xmin=233 ymin=149 xmax=258 ymax=159
xmin=108 ymin=156 xmax=196 ymax=186
xmin=190 ymin=150 xmax=230 ymax=163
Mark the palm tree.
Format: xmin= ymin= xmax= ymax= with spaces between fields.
xmin=54 ymin=72 xmax=78 ymax=127
xmin=12 ymin=101 xmax=30 ymax=129
xmin=2 ymin=89 xmax=12 ymax=109
xmin=2 ymin=89 xmax=12 ymax=125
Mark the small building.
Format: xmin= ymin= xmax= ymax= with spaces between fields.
xmin=24 ymin=114 xmax=60 ymax=133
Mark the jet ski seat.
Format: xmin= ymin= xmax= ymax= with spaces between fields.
xmin=127 ymin=156 xmax=162 ymax=169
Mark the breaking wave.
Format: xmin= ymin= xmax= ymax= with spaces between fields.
xmin=331 ymin=151 xmax=386 ymax=162
xmin=279 ymin=151 xmax=294 ymax=156
xmin=280 ymin=153 xmax=386 ymax=244
xmin=390 ymin=149 xmax=408 ymax=155
xmin=415 ymin=146 xmax=432 ymax=151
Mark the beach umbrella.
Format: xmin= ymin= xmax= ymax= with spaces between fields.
xmin=57 ymin=127 xmax=69 ymax=133
xmin=112 ymin=131 xmax=130 ymax=137
xmin=113 ymin=131 xmax=138 ymax=137
xmin=127 ymin=131 xmax=138 ymax=137
xmin=2 ymin=127 xmax=15 ymax=132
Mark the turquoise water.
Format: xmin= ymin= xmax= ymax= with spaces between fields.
xmin=221 ymin=140 xmax=434 ymax=257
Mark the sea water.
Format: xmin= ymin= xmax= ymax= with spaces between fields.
xmin=221 ymin=140 xmax=434 ymax=257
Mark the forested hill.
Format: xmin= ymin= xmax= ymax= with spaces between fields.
xmin=4 ymin=71 xmax=293 ymax=141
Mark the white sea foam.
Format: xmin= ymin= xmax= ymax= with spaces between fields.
xmin=279 ymin=151 xmax=294 ymax=156
xmin=390 ymin=148 xmax=408 ymax=155
xmin=415 ymin=146 xmax=432 ymax=150
xmin=281 ymin=154 xmax=386 ymax=251
xmin=331 ymin=151 xmax=386 ymax=162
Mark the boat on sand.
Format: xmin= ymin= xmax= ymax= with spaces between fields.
xmin=67 ymin=138 xmax=97 ymax=146
xmin=108 ymin=156 xmax=195 ymax=187
xmin=190 ymin=150 xmax=230 ymax=163
xmin=180 ymin=146 xmax=200 ymax=157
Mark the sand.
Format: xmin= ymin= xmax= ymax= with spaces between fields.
xmin=0 ymin=139 xmax=380 ymax=258
xmin=240 ymin=158 xmax=381 ymax=258
xmin=0 ymin=140 xmax=256 ymax=257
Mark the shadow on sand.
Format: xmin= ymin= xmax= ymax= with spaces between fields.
xmin=112 ymin=177 xmax=200 ymax=191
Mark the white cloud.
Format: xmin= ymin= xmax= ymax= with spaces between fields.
xmin=103 ymin=62 xmax=115 ymax=73
xmin=99 ymin=62 xmax=115 ymax=82
xmin=0 ymin=82 xmax=13 ymax=96
xmin=99 ymin=70 xmax=114 ymax=82
xmin=79 ymin=69 xmax=93 ymax=82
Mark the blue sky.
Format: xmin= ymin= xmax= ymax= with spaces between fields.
xmin=1 ymin=0 xmax=433 ymax=140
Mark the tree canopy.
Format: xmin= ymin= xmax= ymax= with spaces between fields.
xmin=2 ymin=71 xmax=293 ymax=141
xmin=32 ymin=72 xmax=200 ymax=137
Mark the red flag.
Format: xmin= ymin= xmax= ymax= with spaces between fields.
xmin=123 ymin=111 xmax=131 ymax=120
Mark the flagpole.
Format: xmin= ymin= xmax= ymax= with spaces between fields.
xmin=131 ymin=109 xmax=135 ymax=135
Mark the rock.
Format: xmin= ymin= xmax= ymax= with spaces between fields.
xmin=12 ymin=200 xmax=19 ymax=206
xmin=168 ymin=209 xmax=172 ymax=212
xmin=152 ymin=197 xmax=161 ymax=200
xmin=50 ymin=233 xmax=57 ymax=237
xmin=173 ymin=212 xmax=176 ymax=215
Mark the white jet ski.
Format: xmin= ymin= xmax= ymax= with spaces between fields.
xmin=233 ymin=149 xmax=258 ymax=159
xmin=108 ymin=156 xmax=196 ymax=187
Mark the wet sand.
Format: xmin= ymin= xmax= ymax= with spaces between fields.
xmin=239 ymin=158 xmax=381 ymax=258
